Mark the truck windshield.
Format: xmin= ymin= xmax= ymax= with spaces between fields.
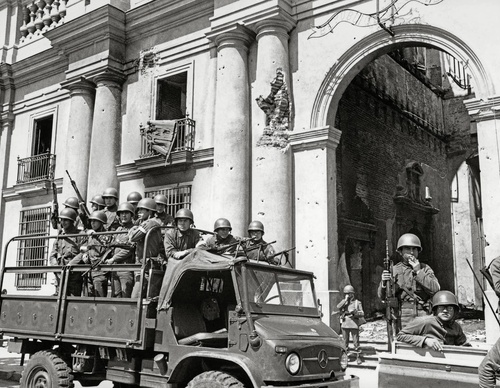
xmin=237 ymin=265 xmax=318 ymax=316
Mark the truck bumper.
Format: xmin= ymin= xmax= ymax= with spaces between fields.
xmin=262 ymin=375 xmax=359 ymax=388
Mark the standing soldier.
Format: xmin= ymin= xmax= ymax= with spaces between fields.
xmin=102 ymin=187 xmax=120 ymax=231
xmin=129 ymin=198 xmax=165 ymax=298
xmin=70 ymin=211 xmax=112 ymax=297
xmin=63 ymin=197 xmax=87 ymax=230
xmin=164 ymin=208 xmax=202 ymax=261
xmin=89 ymin=195 xmax=106 ymax=212
xmin=202 ymin=218 xmax=239 ymax=254
xmin=127 ymin=191 xmax=143 ymax=224
xmin=245 ymin=221 xmax=276 ymax=263
xmin=154 ymin=194 xmax=174 ymax=227
xmin=378 ymin=233 xmax=440 ymax=331
xmin=107 ymin=202 xmax=135 ymax=298
xmin=337 ymin=285 xmax=365 ymax=364
xmin=49 ymin=208 xmax=85 ymax=296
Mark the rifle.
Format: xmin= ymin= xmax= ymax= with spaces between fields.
xmin=49 ymin=161 xmax=59 ymax=230
xmin=66 ymin=170 xmax=91 ymax=218
xmin=209 ymin=237 xmax=254 ymax=254
xmin=268 ymin=247 xmax=295 ymax=266
xmin=383 ymin=240 xmax=398 ymax=352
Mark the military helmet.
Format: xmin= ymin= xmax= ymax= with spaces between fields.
xmin=214 ymin=218 xmax=232 ymax=231
xmin=126 ymin=191 xmax=142 ymax=204
xmin=88 ymin=210 xmax=107 ymax=224
xmin=117 ymin=202 xmax=135 ymax=215
xmin=90 ymin=195 xmax=105 ymax=207
xmin=431 ymin=290 xmax=459 ymax=311
xmin=175 ymin=208 xmax=194 ymax=223
xmin=154 ymin=194 xmax=168 ymax=205
xmin=59 ymin=208 xmax=78 ymax=222
xmin=63 ymin=197 xmax=79 ymax=210
xmin=397 ymin=233 xmax=422 ymax=252
xmin=343 ymin=285 xmax=355 ymax=294
xmin=248 ymin=220 xmax=265 ymax=234
xmin=102 ymin=187 xmax=119 ymax=199
xmin=136 ymin=198 xmax=157 ymax=212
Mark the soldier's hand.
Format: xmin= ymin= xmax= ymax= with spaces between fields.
xmin=405 ymin=254 xmax=421 ymax=271
xmin=381 ymin=270 xmax=392 ymax=281
xmin=423 ymin=337 xmax=443 ymax=352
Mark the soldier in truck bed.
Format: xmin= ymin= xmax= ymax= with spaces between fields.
xmin=164 ymin=208 xmax=202 ymax=261
xmin=245 ymin=221 xmax=276 ymax=263
xmin=378 ymin=233 xmax=440 ymax=331
xmin=201 ymin=218 xmax=240 ymax=254
xmin=102 ymin=187 xmax=120 ymax=231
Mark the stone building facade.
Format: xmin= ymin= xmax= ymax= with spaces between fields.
xmin=1 ymin=0 xmax=499 ymax=338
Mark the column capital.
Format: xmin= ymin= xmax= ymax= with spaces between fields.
xmin=61 ymin=77 xmax=96 ymax=96
xmin=464 ymin=95 xmax=500 ymax=122
xmin=91 ymin=70 xmax=127 ymax=90
xmin=206 ymin=24 xmax=255 ymax=50
xmin=253 ymin=13 xmax=296 ymax=41
xmin=290 ymin=126 xmax=342 ymax=152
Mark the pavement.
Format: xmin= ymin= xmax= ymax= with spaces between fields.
xmin=0 ymin=343 xmax=22 ymax=384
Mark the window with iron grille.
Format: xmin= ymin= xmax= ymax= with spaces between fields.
xmin=16 ymin=207 xmax=51 ymax=289
xmin=145 ymin=185 xmax=192 ymax=218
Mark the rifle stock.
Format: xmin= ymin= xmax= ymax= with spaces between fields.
xmin=383 ymin=240 xmax=398 ymax=352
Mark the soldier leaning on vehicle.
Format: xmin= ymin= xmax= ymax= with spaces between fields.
xmin=49 ymin=208 xmax=86 ymax=296
xmin=201 ymin=218 xmax=240 ymax=254
xmin=103 ymin=187 xmax=120 ymax=231
xmin=378 ymin=233 xmax=440 ymax=331
xmin=245 ymin=221 xmax=276 ymax=263
xmin=107 ymin=202 xmax=136 ymax=298
xmin=164 ymin=208 xmax=203 ymax=261
xmin=129 ymin=198 xmax=165 ymax=298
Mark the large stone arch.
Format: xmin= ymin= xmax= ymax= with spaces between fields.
xmin=311 ymin=24 xmax=493 ymax=129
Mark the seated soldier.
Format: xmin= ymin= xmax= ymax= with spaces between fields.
xmin=396 ymin=290 xmax=469 ymax=351
xmin=164 ymin=208 xmax=202 ymax=261
xmin=244 ymin=221 xmax=276 ymax=263
xmin=202 ymin=218 xmax=240 ymax=254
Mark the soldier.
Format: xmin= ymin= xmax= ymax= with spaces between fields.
xmin=107 ymin=202 xmax=135 ymax=298
xmin=164 ymin=208 xmax=202 ymax=261
xmin=70 ymin=211 xmax=112 ymax=297
xmin=337 ymin=285 xmax=365 ymax=364
xmin=127 ymin=191 xmax=143 ymax=224
xmin=129 ymin=198 xmax=165 ymax=298
xmin=396 ymin=290 xmax=469 ymax=350
xmin=89 ymin=195 xmax=106 ymax=212
xmin=245 ymin=221 xmax=276 ymax=263
xmin=49 ymin=208 xmax=85 ymax=296
xmin=154 ymin=194 xmax=174 ymax=227
xmin=378 ymin=233 xmax=440 ymax=331
xmin=479 ymin=336 xmax=500 ymax=388
xmin=102 ymin=187 xmax=120 ymax=231
xmin=202 ymin=218 xmax=240 ymax=254
xmin=63 ymin=197 xmax=87 ymax=230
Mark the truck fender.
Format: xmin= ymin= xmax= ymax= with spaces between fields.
xmin=168 ymin=349 xmax=261 ymax=387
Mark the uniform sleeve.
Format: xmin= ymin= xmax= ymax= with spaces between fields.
xmin=396 ymin=320 xmax=429 ymax=347
xmin=49 ymin=239 xmax=59 ymax=266
xmin=489 ymin=258 xmax=500 ymax=298
xmin=454 ymin=324 xmax=468 ymax=346
xmin=479 ymin=338 xmax=500 ymax=388
xmin=164 ymin=230 xmax=179 ymax=259
xmin=415 ymin=265 xmax=440 ymax=295
xmin=111 ymin=235 xmax=135 ymax=263
xmin=337 ymin=298 xmax=348 ymax=309
xmin=129 ymin=225 xmax=145 ymax=242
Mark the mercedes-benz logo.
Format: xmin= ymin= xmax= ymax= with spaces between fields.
xmin=317 ymin=349 xmax=328 ymax=369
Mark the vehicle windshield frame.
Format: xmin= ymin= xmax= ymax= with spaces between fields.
xmin=235 ymin=262 xmax=320 ymax=317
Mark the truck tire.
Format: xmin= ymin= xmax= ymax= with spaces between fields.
xmin=20 ymin=350 xmax=74 ymax=388
xmin=186 ymin=371 xmax=245 ymax=388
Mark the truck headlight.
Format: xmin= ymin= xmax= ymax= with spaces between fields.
xmin=285 ymin=352 xmax=301 ymax=375
xmin=340 ymin=350 xmax=348 ymax=371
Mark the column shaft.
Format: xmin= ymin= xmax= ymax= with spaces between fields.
xmin=211 ymin=27 xmax=252 ymax=237
xmin=87 ymin=74 xmax=123 ymax=198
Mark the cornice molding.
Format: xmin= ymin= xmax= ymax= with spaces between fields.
xmin=464 ymin=96 xmax=500 ymax=122
xmin=3 ymin=177 xmax=62 ymax=201
xmin=289 ymin=126 xmax=341 ymax=152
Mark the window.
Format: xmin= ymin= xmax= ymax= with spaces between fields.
xmin=146 ymin=185 xmax=192 ymax=217
xmin=16 ymin=207 xmax=51 ymax=289
xmin=156 ymin=72 xmax=188 ymax=120
xmin=32 ymin=116 xmax=53 ymax=155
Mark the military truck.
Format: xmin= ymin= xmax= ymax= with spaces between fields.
xmin=0 ymin=231 xmax=358 ymax=387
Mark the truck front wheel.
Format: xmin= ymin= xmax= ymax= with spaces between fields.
xmin=21 ymin=350 xmax=74 ymax=388
xmin=187 ymin=371 xmax=245 ymax=387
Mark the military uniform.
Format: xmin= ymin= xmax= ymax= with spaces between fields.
xmin=337 ymin=298 xmax=364 ymax=351
xmin=396 ymin=315 xmax=467 ymax=347
xmin=110 ymin=222 xmax=135 ymax=297
xmin=104 ymin=204 xmax=120 ymax=231
xmin=164 ymin=228 xmax=202 ymax=260
xmin=479 ymin=336 xmax=500 ymax=388
xmin=129 ymin=217 xmax=165 ymax=298
xmin=378 ymin=261 xmax=440 ymax=330
xmin=245 ymin=239 xmax=276 ymax=263
xmin=49 ymin=225 xmax=85 ymax=296
xmin=203 ymin=234 xmax=240 ymax=254
xmin=488 ymin=256 xmax=500 ymax=313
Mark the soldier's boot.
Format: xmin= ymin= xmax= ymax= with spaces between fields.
xmin=355 ymin=348 xmax=363 ymax=364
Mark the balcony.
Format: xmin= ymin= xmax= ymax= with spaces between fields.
xmin=139 ymin=117 xmax=195 ymax=159
xmin=17 ymin=153 xmax=55 ymax=184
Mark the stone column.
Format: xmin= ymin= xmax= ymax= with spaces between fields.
xmin=87 ymin=72 xmax=124 ymax=199
xmin=207 ymin=25 xmax=253 ymax=237
xmin=61 ymin=78 xmax=96 ymax=201
xmin=466 ymin=97 xmax=500 ymax=343
xmin=290 ymin=126 xmax=342 ymax=328
xmin=251 ymin=16 xmax=295 ymax=253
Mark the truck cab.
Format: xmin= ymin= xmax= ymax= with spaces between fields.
xmin=0 ymin=232 xmax=358 ymax=387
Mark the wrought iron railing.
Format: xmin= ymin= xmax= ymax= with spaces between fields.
xmin=445 ymin=53 xmax=471 ymax=93
xmin=17 ymin=153 xmax=55 ymax=184
xmin=140 ymin=117 xmax=195 ymax=158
